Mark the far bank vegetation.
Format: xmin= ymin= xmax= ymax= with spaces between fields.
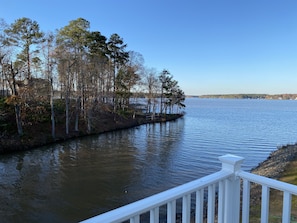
xmin=0 ymin=17 xmax=185 ymax=149
xmin=198 ymin=94 xmax=297 ymax=100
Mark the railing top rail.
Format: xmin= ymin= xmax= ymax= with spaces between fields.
xmin=80 ymin=169 xmax=232 ymax=223
xmin=238 ymin=171 xmax=297 ymax=195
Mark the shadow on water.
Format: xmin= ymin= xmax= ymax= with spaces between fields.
xmin=0 ymin=118 xmax=185 ymax=223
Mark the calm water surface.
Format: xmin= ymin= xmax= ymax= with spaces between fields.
xmin=1 ymin=98 xmax=297 ymax=222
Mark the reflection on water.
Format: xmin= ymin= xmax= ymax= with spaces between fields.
xmin=0 ymin=119 xmax=185 ymax=223
xmin=1 ymin=98 xmax=297 ymax=222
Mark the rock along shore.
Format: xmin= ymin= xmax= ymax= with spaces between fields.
xmin=249 ymin=143 xmax=297 ymax=205
xmin=251 ymin=144 xmax=297 ymax=179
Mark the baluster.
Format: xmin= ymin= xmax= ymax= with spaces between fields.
xmin=282 ymin=191 xmax=292 ymax=223
xmin=167 ymin=200 xmax=176 ymax=223
xmin=242 ymin=179 xmax=251 ymax=223
xmin=196 ymin=189 xmax=204 ymax=223
xmin=207 ymin=184 xmax=215 ymax=223
xmin=182 ymin=194 xmax=191 ymax=223
xmin=261 ymin=185 xmax=270 ymax=223
xmin=218 ymin=180 xmax=225 ymax=223
xmin=130 ymin=215 xmax=140 ymax=223
xmin=150 ymin=207 xmax=159 ymax=223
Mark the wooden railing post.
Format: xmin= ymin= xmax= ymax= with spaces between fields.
xmin=219 ymin=154 xmax=244 ymax=223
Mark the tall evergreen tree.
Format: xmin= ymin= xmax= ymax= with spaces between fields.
xmin=159 ymin=69 xmax=185 ymax=114
xmin=85 ymin=31 xmax=109 ymax=103
xmin=42 ymin=33 xmax=56 ymax=139
xmin=57 ymin=18 xmax=90 ymax=132
xmin=107 ymin=33 xmax=129 ymax=111
xmin=4 ymin=17 xmax=44 ymax=79
xmin=159 ymin=69 xmax=171 ymax=114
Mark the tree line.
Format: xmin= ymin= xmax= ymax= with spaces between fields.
xmin=0 ymin=17 xmax=185 ymax=138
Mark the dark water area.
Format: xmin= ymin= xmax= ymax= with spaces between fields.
xmin=1 ymin=98 xmax=297 ymax=222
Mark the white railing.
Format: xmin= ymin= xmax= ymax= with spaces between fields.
xmin=239 ymin=171 xmax=297 ymax=223
xmin=80 ymin=154 xmax=297 ymax=223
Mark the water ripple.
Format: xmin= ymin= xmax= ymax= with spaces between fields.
xmin=1 ymin=98 xmax=297 ymax=222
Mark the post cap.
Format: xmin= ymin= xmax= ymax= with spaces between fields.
xmin=219 ymin=154 xmax=244 ymax=172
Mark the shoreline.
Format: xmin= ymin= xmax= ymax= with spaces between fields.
xmin=0 ymin=113 xmax=184 ymax=154
xmin=249 ymin=143 xmax=297 ymax=206
xmin=251 ymin=143 xmax=297 ymax=179
xmin=2 ymin=112 xmax=296 ymax=180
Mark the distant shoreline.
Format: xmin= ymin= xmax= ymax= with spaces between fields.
xmin=186 ymin=94 xmax=297 ymax=100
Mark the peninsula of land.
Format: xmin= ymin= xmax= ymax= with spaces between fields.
xmin=0 ymin=112 xmax=183 ymax=154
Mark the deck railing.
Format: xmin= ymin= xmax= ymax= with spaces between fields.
xmin=80 ymin=154 xmax=297 ymax=223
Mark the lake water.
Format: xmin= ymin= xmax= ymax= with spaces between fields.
xmin=1 ymin=98 xmax=297 ymax=222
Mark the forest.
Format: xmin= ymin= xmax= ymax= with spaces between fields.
xmin=0 ymin=17 xmax=185 ymax=152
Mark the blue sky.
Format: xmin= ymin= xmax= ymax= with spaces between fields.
xmin=1 ymin=0 xmax=297 ymax=95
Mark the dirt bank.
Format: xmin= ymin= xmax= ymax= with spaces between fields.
xmin=251 ymin=144 xmax=297 ymax=179
xmin=249 ymin=144 xmax=297 ymax=206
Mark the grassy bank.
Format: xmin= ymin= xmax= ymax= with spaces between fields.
xmin=267 ymin=157 xmax=297 ymax=222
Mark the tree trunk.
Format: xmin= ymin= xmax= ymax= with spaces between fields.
xmin=75 ymin=97 xmax=81 ymax=132
xmin=26 ymin=45 xmax=31 ymax=79
xmin=87 ymin=108 xmax=92 ymax=133
xmin=50 ymin=77 xmax=55 ymax=139
xmin=15 ymin=104 xmax=23 ymax=136
xmin=65 ymin=96 xmax=69 ymax=135
xmin=9 ymin=62 xmax=23 ymax=136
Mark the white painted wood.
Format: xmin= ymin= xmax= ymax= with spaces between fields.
xmin=150 ymin=207 xmax=159 ymax=223
xmin=182 ymin=194 xmax=191 ymax=223
xmin=224 ymin=176 xmax=241 ymax=223
xmin=282 ymin=191 xmax=292 ymax=223
xmin=224 ymin=178 xmax=232 ymax=223
xmin=261 ymin=185 xmax=270 ymax=223
xmin=238 ymin=170 xmax=297 ymax=223
xmin=130 ymin=215 xmax=140 ymax=223
xmin=238 ymin=171 xmax=297 ymax=195
xmin=217 ymin=180 xmax=225 ymax=223
xmin=167 ymin=200 xmax=176 ymax=223
xmin=195 ymin=189 xmax=204 ymax=223
xmin=233 ymin=174 xmax=241 ymax=223
xmin=219 ymin=154 xmax=244 ymax=172
xmin=242 ymin=179 xmax=250 ymax=223
xmin=207 ymin=184 xmax=215 ymax=223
